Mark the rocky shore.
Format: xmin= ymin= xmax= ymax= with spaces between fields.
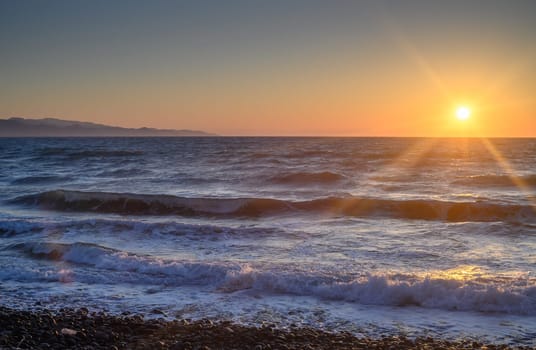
xmin=0 ymin=307 xmax=531 ymax=349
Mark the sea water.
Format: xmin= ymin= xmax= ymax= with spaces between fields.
xmin=0 ymin=137 xmax=535 ymax=345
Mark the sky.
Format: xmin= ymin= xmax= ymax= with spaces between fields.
xmin=1 ymin=0 xmax=535 ymax=136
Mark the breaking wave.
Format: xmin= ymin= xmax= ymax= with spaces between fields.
xmin=10 ymin=190 xmax=536 ymax=222
xmin=8 ymin=241 xmax=536 ymax=315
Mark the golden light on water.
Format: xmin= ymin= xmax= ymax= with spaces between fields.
xmin=427 ymin=265 xmax=532 ymax=283
xmin=480 ymin=138 xmax=536 ymax=213
xmin=433 ymin=265 xmax=484 ymax=281
xmin=455 ymin=106 xmax=471 ymax=121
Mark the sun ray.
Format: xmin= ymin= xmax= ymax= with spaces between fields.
xmin=390 ymin=33 xmax=452 ymax=102
xmin=480 ymin=138 xmax=536 ymax=212
xmin=327 ymin=137 xmax=443 ymax=218
xmin=369 ymin=138 xmax=440 ymax=185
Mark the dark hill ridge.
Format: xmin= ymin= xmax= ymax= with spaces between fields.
xmin=0 ymin=117 xmax=216 ymax=137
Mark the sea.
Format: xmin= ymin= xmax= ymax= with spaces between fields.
xmin=0 ymin=137 xmax=535 ymax=346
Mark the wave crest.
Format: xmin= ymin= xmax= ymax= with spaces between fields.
xmin=11 ymin=190 xmax=536 ymax=223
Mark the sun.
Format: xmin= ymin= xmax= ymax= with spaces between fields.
xmin=455 ymin=106 xmax=471 ymax=121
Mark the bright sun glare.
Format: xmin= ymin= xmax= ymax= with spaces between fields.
xmin=456 ymin=106 xmax=471 ymax=121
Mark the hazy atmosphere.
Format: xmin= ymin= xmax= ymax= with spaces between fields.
xmin=1 ymin=0 xmax=535 ymax=136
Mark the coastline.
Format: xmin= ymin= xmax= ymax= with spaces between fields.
xmin=0 ymin=307 xmax=530 ymax=350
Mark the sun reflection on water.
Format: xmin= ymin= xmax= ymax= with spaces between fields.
xmin=431 ymin=265 xmax=485 ymax=282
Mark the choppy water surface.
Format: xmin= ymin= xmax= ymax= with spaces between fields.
xmin=0 ymin=137 xmax=535 ymax=345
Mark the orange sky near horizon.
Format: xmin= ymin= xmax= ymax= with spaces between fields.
xmin=1 ymin=1 xmax=535 ymax=137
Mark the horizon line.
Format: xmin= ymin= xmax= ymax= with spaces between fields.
xmin=1 ymin=135 xmax=535 ymax=139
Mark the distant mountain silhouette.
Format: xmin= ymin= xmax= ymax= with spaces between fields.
xmin=0 ymin=117 xmax=217 ymax=137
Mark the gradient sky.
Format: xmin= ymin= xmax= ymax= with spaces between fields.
xmin=1 ymin=0 xmax=535 ymax=136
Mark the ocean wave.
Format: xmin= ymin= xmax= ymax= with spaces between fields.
xmin=223 ymin=267 xmax=536 ymax=315
xmin=37 ymin=147 xmax=70 ymax=156
xmin=284 ymin=150 xmax=334 ymax=158
xmin=95 ymin=168 xmax=152 ymax=177
xmin=36 ymin=148 xmax=143 ymax=158
xmin=11 ymin=241 xmax=233 ymax=285
xmin=453 ymin=174 xmax=536 ymax=188
xmin=0 ymin=218 xmax=288 ymax=239
xmin=67 ymin=150 xmax=143 ymax=159
xmin=11 ymin=241 xmax=116 ymax=262
xmin=10 ymin=175 xmax=72 ymax=185
xmin=10 ymin=190 xmax=536 ymax=223
xmin=9 ymin=241 xmax=536 ymax=315
xmin=0 ymin=220 xmax=45 ymax=237
xmin=269 ymin=171 xmax=346 ymax=185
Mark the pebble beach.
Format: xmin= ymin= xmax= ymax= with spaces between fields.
xmin=1 ymin=307 xmax=533 ymax=350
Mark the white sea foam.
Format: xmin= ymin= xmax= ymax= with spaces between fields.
xmin=223 ymin=266 xmax=536 ymax=315
xmin=11 ymin=241 xmax=536 ymax=315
